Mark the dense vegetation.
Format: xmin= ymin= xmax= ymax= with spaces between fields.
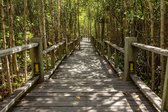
xmin=0 ymin=0 xmax=167 ymax=100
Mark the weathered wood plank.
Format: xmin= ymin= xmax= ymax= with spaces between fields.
xmin=10 ymin=38 xmax=156 ymax=112
xmin=22 ymin=93 xmax=148 ymax=102
xmin=36 ymin=84 xmax=136 ymax=89
xmin=0 ymin=76 xmax=39 ymax=112
xmin=44 ymin=54 xmax=66 ymax=80
xmin=124 ymin=37 xmax=137 ymax=80
xmin=16 ymin=99 xmax=151 ymax=107
xmin=25 ymin=91 xmax=142 ymax=97
xmin=12 ymin=106 xmax=156 ymax=112
xmin=162 ymin=58 xmax=168 ymax=111
xmin=31 ymin=88 xmax=140 ymax=93
xmin=42 ymin=41 xmax=65 ymax=54
xmin=0 ymin=43 xmax=38 ymax=57
xmin=38 ymin=81 xmax=134 ymax=86
xmin=132 ymin=42 xmax=168 ymax=56
xmin=43 ymin=81 xmax=133 ymax=85
xmin=131 ymin=75 xmax=161 ymax=111
xmin=105 ymin=41 xmax=125 ymax=54
xmin=47 ymin=78 xmax=122 ymax=82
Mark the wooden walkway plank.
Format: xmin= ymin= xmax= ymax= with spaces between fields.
xmin=12 ymin=38 xmax=157 ymax=112
xmin=12 ymin=106 xmax=156 ymax=112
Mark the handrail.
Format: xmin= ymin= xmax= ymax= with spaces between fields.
xmin=0 ymin=43 xmax=38 ymax=57
xmin=105 ymin=41 xmax=125 ymax=54
xmin=0 ymin=37 xmax=80 ymax=112
xmin=91 ymin=36 xmax=165 ymax=111
xmin=68 ymin=41 xmax=73 ymax=45
xmin=132 ymin=43 xmax=168 ymax=56
xmin=43 ymin=41 xmax=65 ymax=54
xmin=43 ymin=39 xmax=78 ymax=55
xmin=68 ymin=39 xmax=78 ymax=45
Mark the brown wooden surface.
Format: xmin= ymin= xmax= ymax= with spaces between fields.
xmin=0 ymin=43 xmax=38 ymax=57
xmin=12 ymin=38 xmax=157 ymax=112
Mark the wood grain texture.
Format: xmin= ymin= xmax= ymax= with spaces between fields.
xmin=132 ymin=42 xmax=168 ymax=56
xmin=105 ymin=41 xmax=125 ymax=54
xmin=42 ymin=41 xmax=65 ymax=54
xmin=0 ymin=76 xmax=39 ymax=112
xmin=0 ymin=43 xmax=38 ymax=57
xmin=12 ymin=38 xmax=156 ymax=112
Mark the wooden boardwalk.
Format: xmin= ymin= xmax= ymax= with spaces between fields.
xmin=12 ymin=38 xmax=156 ymax=112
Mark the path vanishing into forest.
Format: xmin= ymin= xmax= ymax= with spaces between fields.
xmin=11 ymin=38 xmax=156 ymax=112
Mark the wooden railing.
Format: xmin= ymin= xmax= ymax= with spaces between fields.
xmin=0 ymin=38 xmax=80 ymax=112
xmin=91 ymin=37 xmax=168 ymax=112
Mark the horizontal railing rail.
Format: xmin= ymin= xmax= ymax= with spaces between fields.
xmin=43 ymin=42 xmax=65 ymax=54
xmin=0 ymin=43 xmax=38 ymax=57
xmin=105 ymin=41 xmax=124 ymax=54
xmin=132 ymin=43 xmax=168 ymax=56
xmin=91 ymin=36 xmax=168 ymax=111
xmin=0 ymin=37 xmax=80 ymax=112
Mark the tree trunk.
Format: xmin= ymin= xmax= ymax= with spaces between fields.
xmin=146 ymin=0 xmax=155 ymax=91
xmin=58 ymin=0 xmax=61 ymax=59
xmin=160 ymin=0 xmax=165 ymax=96
xmin=23 ymin=0 xmax=28 ymax=81
xmin=42 ymin=0 xmax=47 ymax=49
xmin=77 ymin=0 xmax=80 ymax=49
xmin=1 ymin=0 xmax=13 ymax=94
xmin=8 ymin=0 xmax=19 ymax=80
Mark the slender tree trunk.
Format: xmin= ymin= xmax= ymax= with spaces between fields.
xmin=9 ymin=0 xmax=19 ymax=79
xmin=7 ymin=0 xmax=19 ymax=82
xmin=74 ymin=11 xmax=77 ymax=39
xmin=49 ymin=0 xmax=56 ymax=67
xmin=40 ymin=0 xmax=48 ymax=67
xmin=69 ymin=0 xmax=72 ymax=41
xmin=42 ymin=0 xmax=47 ymax=49
xmin=160 ymin=0 xmax=165 ymax=95
xmin=23 ymin=0 xmax=28 ymax=81
xmin=1 ymin=0 xmax=12 ymax=94
xmin=43 ymin=0 xmax=49 ymax=69
xmin=146 ymin=0 xmax=155 ymax=90
xmin=58 ymin=0 xmax=61 ymax=59
xmin=7 ymin=0 xmax=13 ymax=81
xmin=88 ymin=7 xmax=91 ymax=37
xmin=77 ymin=0 xmax=80 ymax=48
xmin=1 ymin=0 xmax=5 ymax=85
xmin=38 ymin=0 xmax=42 ymax=39
xmin=95 ymin=20 xmax=98 ymax=39
xmin=123 ymin=0 xmax=128 ymax=38
xmin=50 ymin=0 xmax=55 ymax=44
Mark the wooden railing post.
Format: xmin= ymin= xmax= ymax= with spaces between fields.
xmin=107 ymin=44 xmax=111 ymax=59
xmin=51 ymin=50 xmax=55 ymax=68
xmin=66 ymin=39 xmax=69 ymax=55
xmin=162 ymin=58 xmax=168 ymax=111
xmin=79 ymin=37 xmax=81 ymax=50
xmin=124 ymin=37 xmax=137 ymax=80
xmin=59 ymin=43 xmax=62 ymax=60
xmin=31 ymin=38 xmax=44 ymax=82
xmin=101 ymin=41 xmax=105 ymax=55
xmin=64 ymin=41 xmax=66 ymax=56
xmin=114 ymin=49 xmax=119 ymax=68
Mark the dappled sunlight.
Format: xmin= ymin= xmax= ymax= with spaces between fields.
xmin=13 ymin=38 xmax=156 ymax=112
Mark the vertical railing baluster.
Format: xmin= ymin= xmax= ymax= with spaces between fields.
xmin=107 ymin=44 xmax=111 ymax=60
xmin=31 ymin=38 xmax=44 ymax=82
xmin=162 ymin=58 xmax=168 ymax=111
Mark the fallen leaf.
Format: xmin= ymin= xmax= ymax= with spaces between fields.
xmin=76 ymin=96 xmax=81 ymax=100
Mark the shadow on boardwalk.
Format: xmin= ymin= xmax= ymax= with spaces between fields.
xmin=12 ymin=38 xmax=157 ymax=112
